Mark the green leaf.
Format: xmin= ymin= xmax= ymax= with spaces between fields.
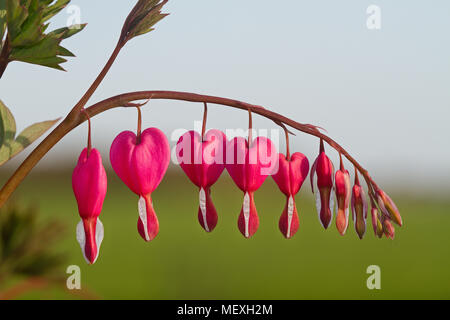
xmin=9 ymin=1 xmax=44 ymax=47
xmin=15 ymin=55 xmax=67 ymax=70
xmin=5 ymin=118 xmax=59 ymax=165
xmin=2 ymin=0 xmax=86 ymax=72
xmin=0 ymin=99 xmax=16 ymax=147
xmin=9 ymin=24 xmax=86 ymax=70
xmin=49 ymin=23 xmax=86 ymax=40
xmin=42 ymin=0 xmax=69 ymax=22
xmin=10 ymin=118 xmax=59 ymax=155
xmin=5 ymin=0 xmax=29 ymax=40
xmin=0 ymin=100 xmax=59 ymax=166
xmin=0 ymin=99 xmax=17 ymax=166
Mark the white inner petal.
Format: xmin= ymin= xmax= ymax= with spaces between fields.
xmin=243 ymin=192 xmax=250 ymax=238
xmin=329 ymin=188 xmax=335 ymax=228
xmin=287 ymin=195 xmax=294 ymax=238
xmin=138 ymin=196 xmax=150 ymax=241
xmin=76 ymin=220 xmax=85 ymax=262
xmin=199 ymin=188 xmax=209 ymax=232
xmin=96 ymin=219 xmax=104 ymax=259
xmin=76 ymin=218 xmax=104 ymax=264
xmin=314 ymin=188 xmax=323 ymax=227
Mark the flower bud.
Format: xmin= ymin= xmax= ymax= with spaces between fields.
xmin=310 ymin=140 xmax=334 ymax=229
xmin=377 ymin=190 xmax=402 ymax=227
xmin=351 ymin=171 xmax=367 ymax=240
xmin=334 ymin=157 xmax=351 ymax=235
xmin=382 ymin=216 xmax=395 ymax=239
xmin=370 ymin=205 xmax=384 ymax=238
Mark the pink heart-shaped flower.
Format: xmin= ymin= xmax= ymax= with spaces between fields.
xmin=272 ymin=153 xmax=309 ymax=197
xmin=226 ymin=136 xmax=278 ymax=192
xmin=110 ymin=128 xmax=170 ymax=241
xmin=176 ymin=130 xmax=226 ymax=188
xmin=110 ymin=128 xmax=170 ymax=196
xmin=176 ymin=129 xmax=227 ymax=232
xmin=271 ymin=152 xmax=309 ymax=239
xmin=226 ymin=136 xmax=278 ymax=238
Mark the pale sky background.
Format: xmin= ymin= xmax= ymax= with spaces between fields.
xmin=0 ymin=0 xmax=449 ymax=193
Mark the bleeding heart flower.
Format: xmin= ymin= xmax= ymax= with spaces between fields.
xmin=72 ymin=148 xmax=107 ymax=264
xmin=272 ymin=153 xmax=309 ymax=238
xmin=110 ymin=128 xmax=170 ymax=242
xmin=310 ymin=140 xmax=335 ymax=229
xmin=334 ymin=156 xmax=351 ymax=235
xmin=226 ymin=136 xmax=278 ymax=238
xmin=351 ymin=171 xmax=368 ymax=239
xmin=176 ymin=129 xmax=227 ymax=232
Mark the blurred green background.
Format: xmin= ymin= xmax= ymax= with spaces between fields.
xmin=1 ymin=166 xmax=449 ymax=300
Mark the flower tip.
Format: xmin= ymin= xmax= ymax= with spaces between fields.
xmin=319 ymin=207 xmax=333 ymax=230
xmin=76 ymin=218 xmax=104 ymax=265
xmin=137 ymin=196 xmax=159 ymax=242
xmin=238 ymin=192 xmax=259 ymax=238
xmin=336 ymin=209 xmax=349 ymax=236
xmin=198 ymin=188 xmax=218 ymax=233
xmin=279 ymin=196 xmax=299 ymax=239
xmin=84 ymin=246 xmax=98 ymax=265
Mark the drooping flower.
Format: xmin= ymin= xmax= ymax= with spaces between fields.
xmin=377 ymin=189 xmax=402 ymax=227
xmin=334 ymin=155 xmax=351 ymax=235
xmin=110 ymin=128 xmax=170 ymax=242
xmin=351 ymin=170 xmax=368 ymax=239
xmin=310 ymin=140 xmax=335 ymax=229
xmin=226 ymin=136 xmax=278 ymax=238
xmin=176 ymin=129 xmax=227 ymax=232
xmin=272 ymin=152 xmax=309 ymax=238
xmin=72 ymin=148 xmax=107 ymax=264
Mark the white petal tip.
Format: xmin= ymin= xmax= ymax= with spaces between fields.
xmin=138 ymin=196 xmax=151 ymax=241
xmin=76 ymin=218 xmax=104 ymax=265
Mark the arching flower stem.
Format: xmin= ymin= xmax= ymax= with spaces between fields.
xmin=0 ymin=90 xmax=381 ymax=208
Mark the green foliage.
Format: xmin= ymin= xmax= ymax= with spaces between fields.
xmin=0 ymin=100 xmax=59 ymax=166
xmin=0 ymin=201 xmax=66 ymax=280
xmin=2 ymin=0 xmax=85 ymax=71
xmin=121 ymin=0 xmax=168 ymax=44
